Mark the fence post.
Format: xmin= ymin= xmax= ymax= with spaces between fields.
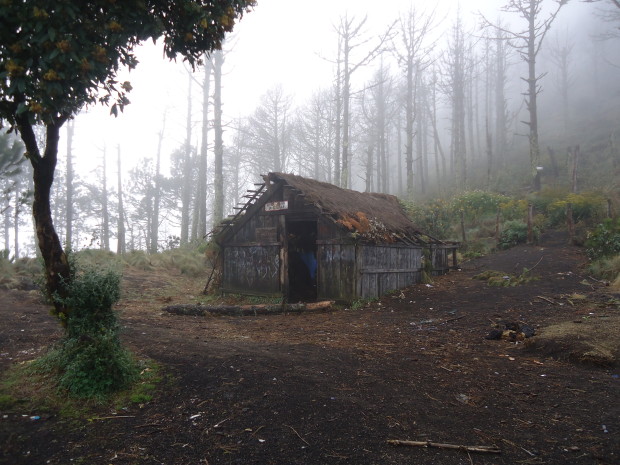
xmin=527 ymin=203 xmax=534 ymax=245
xmin=566 ymin=202 xmax=575 ymax=245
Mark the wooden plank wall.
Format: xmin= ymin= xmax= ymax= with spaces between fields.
xmin=316 ymin=243 xmax=356 ymax=301
xmin=229 ymin=212 xmax=279 ymax=244
xmin=357 ymin=245 xmax=423 ymax=299
xmin=222 ymin=245 xmax=280 ymax=294
xmin=429 ymin=245 xmax=456 ymax=276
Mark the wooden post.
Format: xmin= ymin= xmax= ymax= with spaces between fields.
xmin=571 ymin=145 xmax=579 ymax=194
xmin=527 ymin=203 xmax=534 ymax=245
xmin=280 ymin=214 xmax=289 ymax=301
xmin=566 ymin=202 xmax=575 ymax=245
xmin=495 ymin=207 xmax=501 ymax=246
xmin=452 ymin=246 xmax=458 ymax=269
xmin=460 ymin=210 xmax=466 ymax=244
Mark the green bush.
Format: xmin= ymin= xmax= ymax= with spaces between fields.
xmin=547 ymin=192 xmax=606 ymax=228
xmin=403 ymin=199 xmax=453 ymax=239
xmin=585 ymin=218 xmax=620 ymax=260
xmin=497 ymin=220 xmax=536 ymax=250
xmin=450 ymin=190 xmax=511 ymax=223
xmin=36 ymin=266 xmax=137 ymax=398
xmin=588 ymin=255 xmax=620 ymax=281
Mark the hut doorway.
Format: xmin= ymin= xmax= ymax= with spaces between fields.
xmin=287 ymin=219 xmax=317 ymax=302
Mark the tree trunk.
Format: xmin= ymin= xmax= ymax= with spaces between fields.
xmin=213 ymin=50 xmax=225 ymax=224
xmin=197 ymin=57 xmax=212 ymax=238
xmin=19 ymin=120 xmax=71 ymax=315
xmin=181 ymin=72 xmax=193 ymax=245
xmin=116 ymin=145 xmax=126 ymax=255
xmin=65 ymin=120 xmax=74 ymax=250
xmin=101 ymin=146 xmax=110 ymax=251
xmin=13 ymin=182 xmax=19 ymax=259
xmin=150 ymin=114 xmax=165 ymax=254
xmin=342 ymin=33 xmax=351 ymax=189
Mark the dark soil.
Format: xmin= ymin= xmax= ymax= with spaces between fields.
xmin=1 ymin=231 xmax=619 ymax=465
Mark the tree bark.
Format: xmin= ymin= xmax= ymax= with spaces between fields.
xmin=19 ymin=119 xmax=71 ymax=315
xmin=101 ymin=146 xmax=110 ymax=251
xmin=116 ymin=145 xmax=126 ymax=255
xmin=65 ymin=121 xmax=74 ymax=250
xmin=180 ymin=72 xmax=193 ymax=244
xmin=213 ymin=50 xmax=225 ymax=224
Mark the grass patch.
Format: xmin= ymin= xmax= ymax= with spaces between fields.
xmin=0 ymin=393 xmax=17 ymax=409
xmin=526 ymin=314 xmax=620 ymax=367
xmin=473 ymin=269 xmax=537 ymax=287
xmin=351 ymin=297 xmax=378 ymax=310
xmin=0 ymin=358 xmax=164 ymax=418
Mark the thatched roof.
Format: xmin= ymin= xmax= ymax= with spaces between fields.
xmin=267 ymin=172 xmax=432 ymax=244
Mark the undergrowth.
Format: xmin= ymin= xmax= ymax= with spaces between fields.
xmin=473 ymin=269 xmax=537 ymax=287
xmin=0 ymin=358 xmax=163 ymax=418
xmin=33 ymin=264 xmax=138 ymax=399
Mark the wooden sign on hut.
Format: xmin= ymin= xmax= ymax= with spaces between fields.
xmin=212 ymin=172 xmax=457 ymax=302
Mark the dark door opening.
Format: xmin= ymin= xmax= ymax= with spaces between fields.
xmin=287 ymin=220 xmax=317 ymax=302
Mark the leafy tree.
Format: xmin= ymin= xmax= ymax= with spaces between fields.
xmin=0 ymin=0 xmax=254 ymax=319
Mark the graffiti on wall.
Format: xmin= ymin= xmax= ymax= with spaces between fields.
xmin=226 ymin=246 xmax=280 ymax=288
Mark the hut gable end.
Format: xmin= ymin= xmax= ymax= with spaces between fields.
xmin=213 ymin=172 xmax=457 ymax=302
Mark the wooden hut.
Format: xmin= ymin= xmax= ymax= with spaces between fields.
xmin=212 ymin=172 xmax=457 ymax=302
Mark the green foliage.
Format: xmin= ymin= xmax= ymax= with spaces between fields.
xmin=35 ymin=266 xmax=138 ymax=398
xmin=0 ymin=393 xmax=16 ymax=409
xmin=588 ymin=255 xmax=620 ymax=281
xmin=497 ymin=220 xmax=537 ymax=250
xmin=585 ymin=218 xmax=620 ymax=260
xmin=499 ymin=198 xmax=528 ymax=221
xmin=527 ymin=189 xmax=606 ymax=228
xmin=547 ymin=192 xmax=606 ymax=227
xmin=351 ymin=297 xmax=378 ymax=310
xmin=0 ymin=255 xmax=40 ymax=290
xmin=0 ymin=0 xmax=255 ymax=127
xmin=403 ymin=199 xmax=453 ymax=239
xmin=450 ymin=190 xmax=511 ymax=223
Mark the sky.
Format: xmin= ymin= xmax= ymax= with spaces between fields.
xmin=68 ymin=0 xmax=510 ymax=175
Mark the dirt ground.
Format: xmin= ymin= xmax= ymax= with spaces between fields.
xmin=1 ymin=231 xmax=619 ymax=465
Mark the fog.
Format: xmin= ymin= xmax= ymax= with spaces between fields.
xmin=2 ymin=0 xmax=620 ymax=255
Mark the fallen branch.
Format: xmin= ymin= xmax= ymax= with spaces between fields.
xmin=163 ymin=301 xmax=334 ymax=317
xmin=285 ymin=424 xmax=310 ymax=446
xmin=536 ymin=295 xmax=556 ymax=305
xmin=387 ymin=439 xmax=501 ymax=454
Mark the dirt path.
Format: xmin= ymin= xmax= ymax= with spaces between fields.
xmin=1 ymin=232 xmax=619 ymax=465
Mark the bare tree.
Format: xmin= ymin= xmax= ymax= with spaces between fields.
xmin=247 ymin=84 xmax=293 ymax=174
xmin=483 ymin=0 xmax=568 ymax=191
xmin=212 ymin=49 xmax=225 ymax=225
xmin=116 ymin=145 xmax=126 ymax=255
xmin=334 ymin=14 xmax=394 ymax=188
xmin=393 ymin=7 xmax=437 ymax=197
xmin=293 ymin=88 xmax=335 ymax=181
xmin=443 ymin=10 xmax=469 ymax=188
xmin=100 ymin=146 xmax=110 ymax=251
xmin=196 ymin=54 xmax=212 ymax=239
xmin=547 ymin=30 xmax=575 ymax=134
xmin=149 ymin=113 xmax=166 ymax=253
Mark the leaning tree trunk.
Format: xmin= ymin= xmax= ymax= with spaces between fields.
xmin=19 ymin=120 xmax=71 ymax=317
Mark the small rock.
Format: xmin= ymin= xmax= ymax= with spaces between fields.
xmin=485 ymin=329 xmax=503 ymax=340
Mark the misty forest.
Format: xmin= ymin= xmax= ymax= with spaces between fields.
xmin=1 ymin=1 xmax=620 ymax=464
xmin=0 ymin=1 xmax=618 ymax=258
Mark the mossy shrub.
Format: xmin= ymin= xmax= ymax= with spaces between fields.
xmin=37 ymin=267 xmax=137 ymax=398
xmin=585 ymin=218 xmax=620 ymax=260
